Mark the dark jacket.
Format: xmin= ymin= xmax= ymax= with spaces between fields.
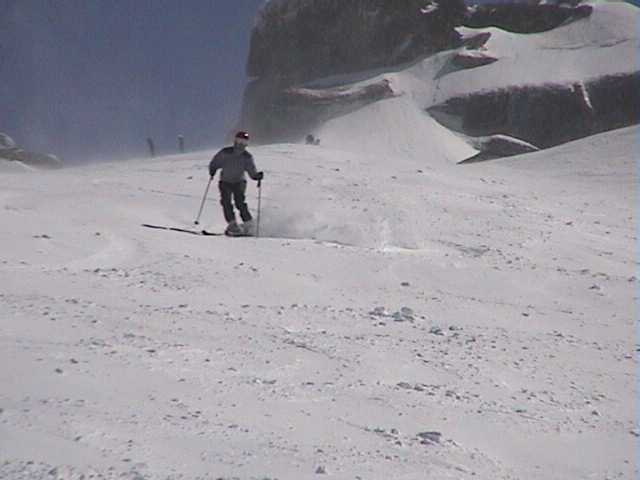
xmin=209 ymin=146 xmax=259 ymax=183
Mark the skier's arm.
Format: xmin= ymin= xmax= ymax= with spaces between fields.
xmin=245 ymin=153 xmax=263 ymax=181
xmin=208 ymin=152 xmax=222 ymax=177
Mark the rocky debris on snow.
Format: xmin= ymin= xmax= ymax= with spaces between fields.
xmin=0 ymin=132 xmax=63 ymax=169
xmin=429 ymin=326 xmax=445 ymax=336
xmin=369 ymin=306 xmax=416 ymax=323
xmin=0 ymin=460 xmax=148 ymax=480
xmin=417 ymin=431 xmax=442 ymax=445
xmin=393 ymin=307 xmax=415 ymax=322
xmin=315 ymin=465 xmax=327 ymax=474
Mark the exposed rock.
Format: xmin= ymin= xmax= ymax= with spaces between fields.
xmin=429 ymin=73 xmax=639 ymax=149
xmin=465 ymin=2 xmax=593 ymax=34
xmin=460 ymin=31 xmax=492 ymax=50
xmin=0 ymin=135 xmax=63 ymax=169
xmin=392 ymin=307 xmax=415 ymax=322
xmin=249 ymin=0 xmax=467 ymax=83
xmin=0 ymin=133 xmax=16 ymax=149
xmin=284 ymin=79 xmax=395 ymax=110
xmin=6 ymin=150 xmax=63 ymax=169
xmin=252 ymin=79 xmax=397 ymax=142
xmin=369 ymin=306 xmax=390 ymax=318
xmin=240 ymin=0 xmax=467 ymax=143
xmin=460 ymin=134 xmax=540 ymax=163
xmin=452 ymin=51 xmax=498 ymax=70
xmin=429 ymin=326 xmax=445 ymax=336
xmin=417 ymin=431 xmax=442 ymax=445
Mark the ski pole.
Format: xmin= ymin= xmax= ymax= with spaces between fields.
xmin=256 ymin=179 xmax=262 ymax=237
xmin=194 ymin=176 xmax=213 ymax=225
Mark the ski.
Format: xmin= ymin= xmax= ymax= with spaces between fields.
xmin=141 ymin=224 xmax=224 ymax=236
xmin=224 ymin=231 xmax=255 ymax=238
xmin=141 ymin=224 xmax=256 ymax=237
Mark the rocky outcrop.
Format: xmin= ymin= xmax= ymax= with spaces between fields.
xmin=241 ymin=0 xmax=467 ymax=143
xmin=249 ymin=0 xmax=467 ymax=83
xmin=0 ymin=133 xmax=16 ymax=149
xmin=460 ymin=134 xmax=540 ymax=164
xmin=460 ymin=32 xmax=492 ymax=50
xmin=0 ymin=132 xmax=63 ymax=169
xmin=429 ymin=73 xmax=639 ymax=150
xmin=242 ymin=79 xmax=396 ymax=143
xmin=451 ymin=51 xmax=498 ymax=70
xmin=465 ymin=2 xmax=593 ymax=34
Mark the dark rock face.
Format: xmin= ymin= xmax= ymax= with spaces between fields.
xmin=465 ymin=2 xmax=593 ymax=34
xmin=429 ymin=73 xmax=640 ymax=150
xmin=241 ymin=0 xmax=467 ymax=142
xmin=249 ymin=0 xmax=467 ymax=83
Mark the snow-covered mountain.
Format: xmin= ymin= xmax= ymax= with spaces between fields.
xmin=0 ymin=1 xmax=637 ymax=479
xmin=240 ymin=0 xmax=639 ymax=162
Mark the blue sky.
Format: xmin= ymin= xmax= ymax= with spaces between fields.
xmin=0 ymin=0 xmax=264 ymax=161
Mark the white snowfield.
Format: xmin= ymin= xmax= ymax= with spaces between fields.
xmin=1 ymin=2 xmax=637 ymax=479
xmin=0 ymin=125 xmax=636 ymax=479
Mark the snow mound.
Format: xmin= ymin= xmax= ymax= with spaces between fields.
xmin=0 ymin=159 xmax=35 ymax=173
xmin=316 ymin=96 xmax=478 ymax=165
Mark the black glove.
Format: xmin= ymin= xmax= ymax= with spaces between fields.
xmin=256 ymin=171 xmax=264 ymax=181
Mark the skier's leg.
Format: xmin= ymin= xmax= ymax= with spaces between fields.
xmin=218 ymin=182 xmax=236 ymax=223
xmin=233 ymin=181 xmax=252 ymax=223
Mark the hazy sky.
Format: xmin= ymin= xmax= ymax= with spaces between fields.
xmin=1 ymin=0 xmax=264 ymax=162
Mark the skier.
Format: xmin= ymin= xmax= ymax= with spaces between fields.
xmin=209 ymin=131 xmax=264 ymax=236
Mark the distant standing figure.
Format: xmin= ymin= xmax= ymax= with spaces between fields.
xmin=147 ymin=137 xmax=155 ymax=158
xmin=209 ymin=131 xmax=264 ymax=236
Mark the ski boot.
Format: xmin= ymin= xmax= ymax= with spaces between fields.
xmin=241 ymin=219 xmax=255 ymax=236
xmin=225 ymin=220 xmax=243 ymax=236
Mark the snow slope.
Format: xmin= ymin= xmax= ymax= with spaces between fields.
xmin=1 ymin=2 xmax=637 ymax=479
xmin=0 ymin=124 xmax=636 ymax=479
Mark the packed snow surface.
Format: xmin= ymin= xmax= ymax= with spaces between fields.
xmin=0 ymin=126 xmax=636 ymax=479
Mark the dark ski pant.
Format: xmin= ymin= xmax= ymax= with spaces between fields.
xmin=219 ymin=181 xmax=252 ymax=223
